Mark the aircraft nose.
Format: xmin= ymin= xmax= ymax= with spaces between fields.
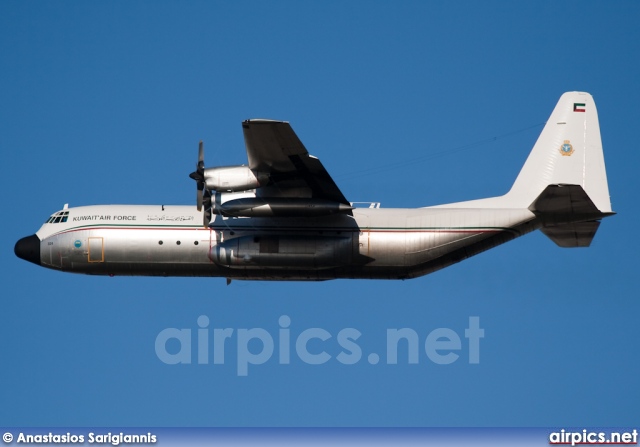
xmin=14 ymin=234 xmax=41 ymax=266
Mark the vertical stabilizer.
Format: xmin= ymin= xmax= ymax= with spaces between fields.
xmin=506 ymin=92 xmax=612 ymax=213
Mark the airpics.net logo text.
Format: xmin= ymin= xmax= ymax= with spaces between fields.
xmin=155 ymin=316 xmax=484 ymax=376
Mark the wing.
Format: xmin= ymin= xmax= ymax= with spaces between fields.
xmin=242 ymin=119 xmax=350 ymax=205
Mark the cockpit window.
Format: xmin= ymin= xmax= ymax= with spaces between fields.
xmin=46 ymin=211 xmax=70 ymax=224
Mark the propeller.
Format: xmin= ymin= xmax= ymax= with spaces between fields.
xmin=188 ymin=141 xmax=205 ymax=212
xmin=189 ymin=141 xmax=213 ymax=227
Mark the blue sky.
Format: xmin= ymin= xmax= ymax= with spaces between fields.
xmin=1 ymin=1 xmax=639 ymax=427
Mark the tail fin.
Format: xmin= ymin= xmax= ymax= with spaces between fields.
xmin=432 ymin=92 xmax=615 ymax=246
xmin=506 ymin=91 xmax=612 ymax=213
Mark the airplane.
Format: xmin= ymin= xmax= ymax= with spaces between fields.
xmin=14 ymin=92 xmax=614 ymax=281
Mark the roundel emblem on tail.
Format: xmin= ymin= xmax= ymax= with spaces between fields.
xmin=559 ymin=140 xmax=574 ymax=156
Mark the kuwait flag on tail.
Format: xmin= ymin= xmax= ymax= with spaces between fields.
xmin=573 ymin=103 xmax=586 ymax=112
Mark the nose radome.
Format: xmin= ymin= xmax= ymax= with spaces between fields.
xmin=14 ymin=234 xmax=41 ymax=266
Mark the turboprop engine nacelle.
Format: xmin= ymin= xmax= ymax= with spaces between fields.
xmin=211 ymin=191 xmax=354 ymax=218
xmin=204 ymin=165 xmax=266 ymax=192
xmin=215 ymin=197 xmax=354 ymax=218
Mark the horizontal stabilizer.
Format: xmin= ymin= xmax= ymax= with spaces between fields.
xmin=532 ymin=184 xmax=611 ymax=247
xmin=530 ymin=184 xmax=601 ymax=217
xmin=541 ymin=221 xmax=601 ymax=247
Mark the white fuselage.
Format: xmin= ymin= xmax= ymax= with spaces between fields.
xmin=29 ymin=204 xmax=537 ymax=280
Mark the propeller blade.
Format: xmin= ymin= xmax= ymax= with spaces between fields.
xmin=190 ymin=140 xmax=207 ymax=212
xmin=202 ymin=189 xmax=212 ymax=227
xmin=197 ymin=188 xmax=203 ymax=212
xmin=198 ymin=140 xmax=204 ymax=168
xmin=203 ymin=208 xmax=212 ymax=228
